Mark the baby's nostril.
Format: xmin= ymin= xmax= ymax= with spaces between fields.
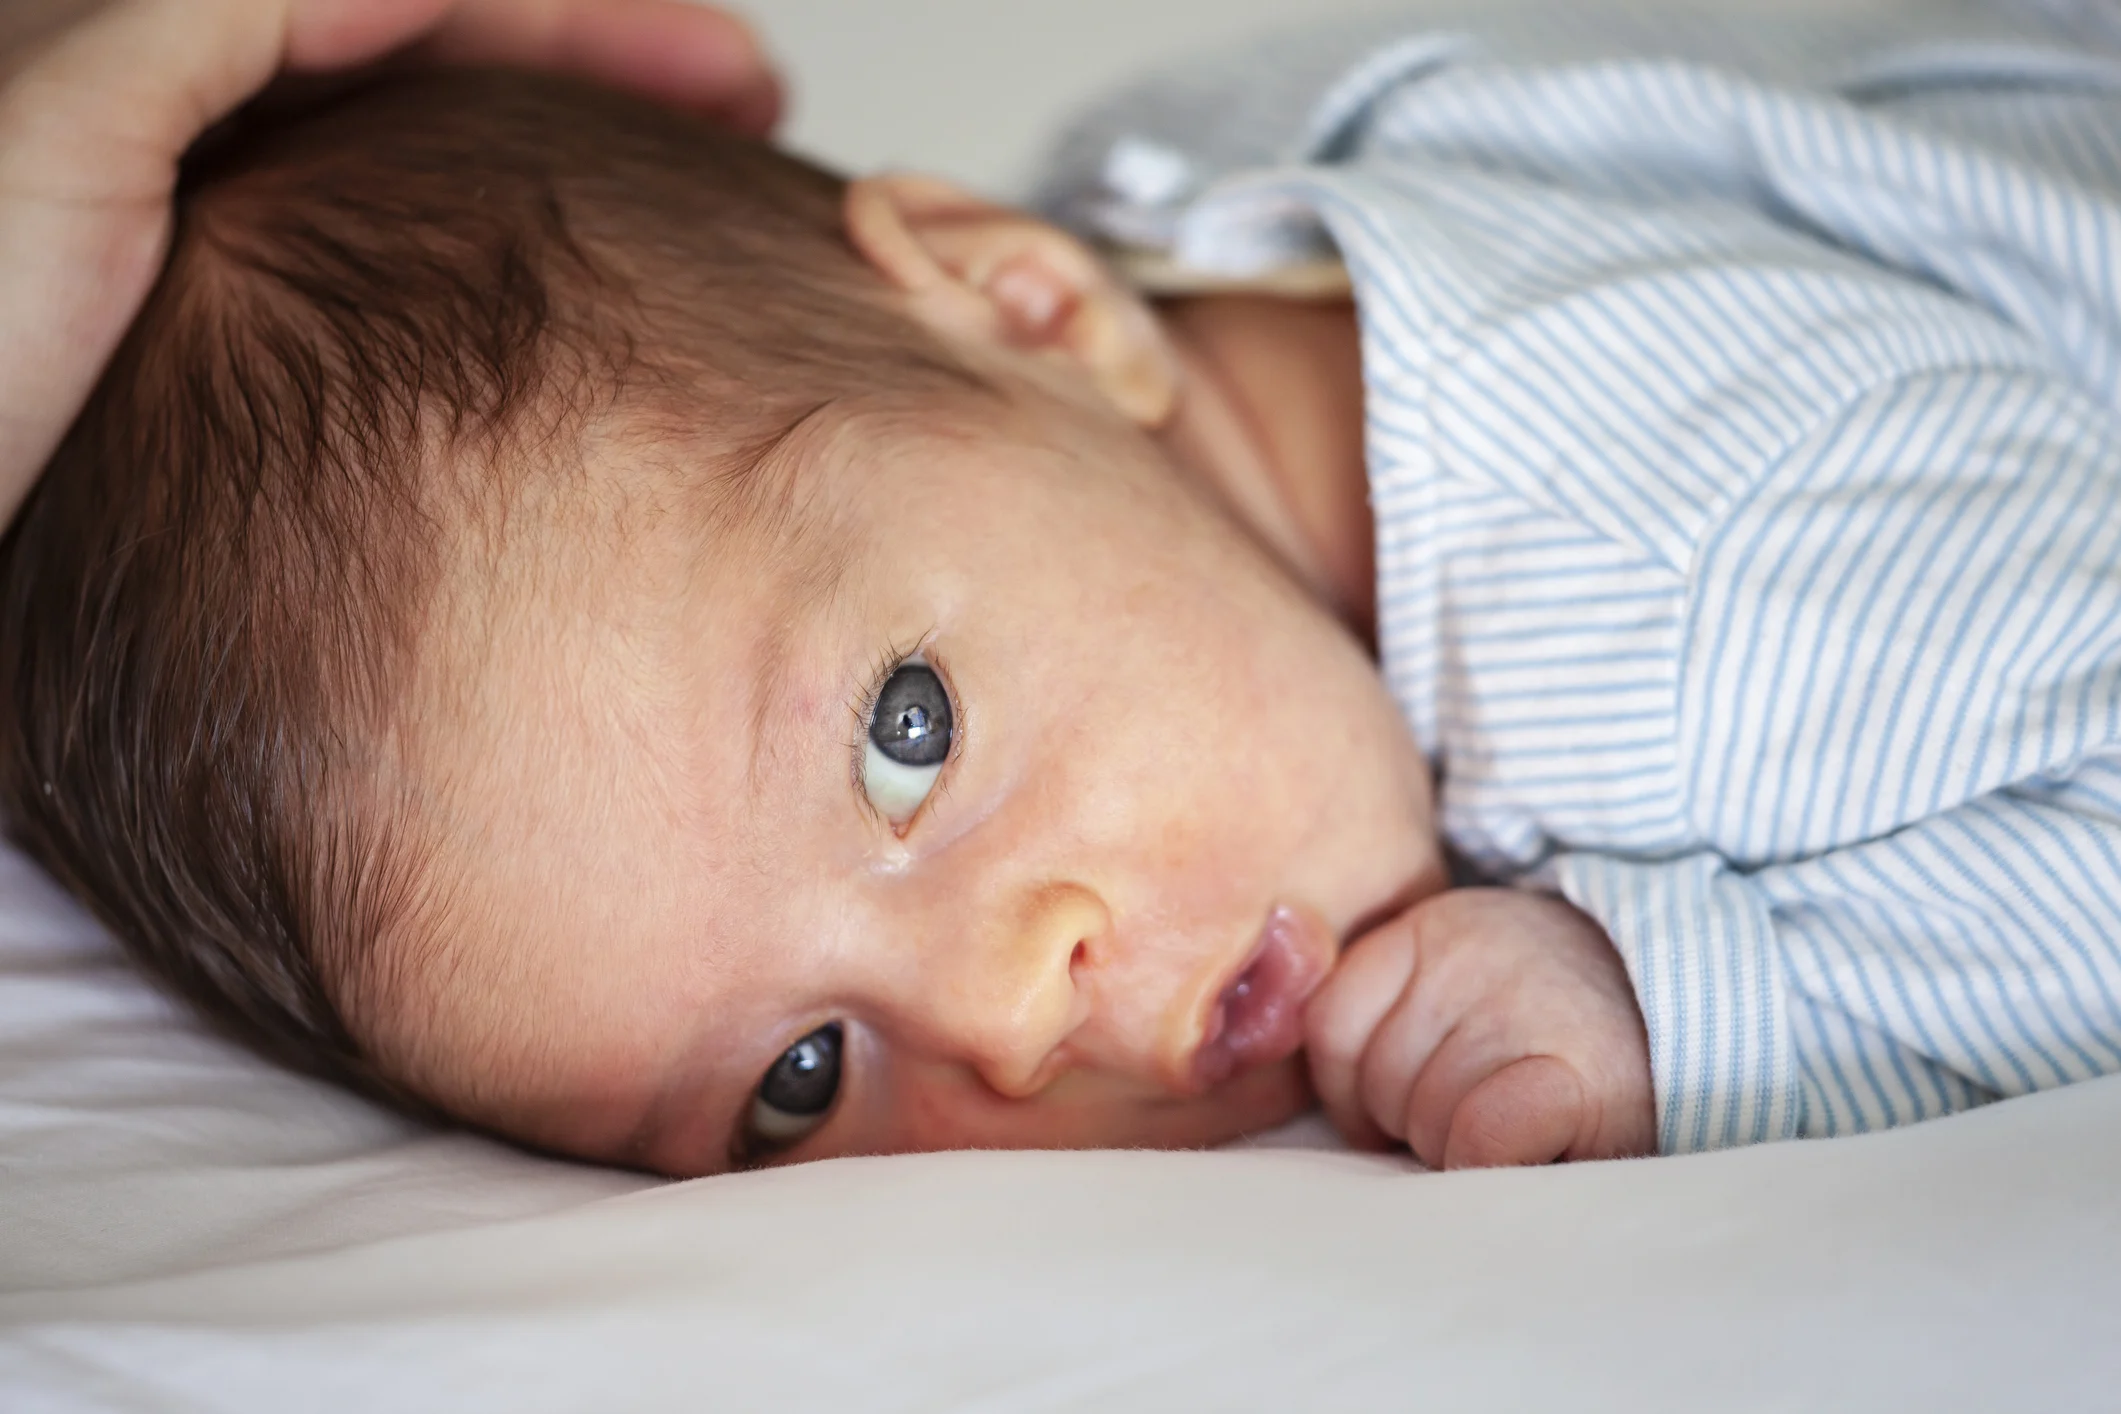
xmin=1068 ymin=940 xmax=1088 ymax=977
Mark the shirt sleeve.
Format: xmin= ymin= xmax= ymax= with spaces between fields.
xmin=1553 ymin=769 xmax=2121 ymax=1154
xmin=1549 ymin=851 xmax=1801 ymax=1154
xmin=1543 ymin=343 xmax=2121 ymax=1153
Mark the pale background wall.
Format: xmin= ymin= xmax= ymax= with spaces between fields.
xmin=740 ymin=0 xmax=1887 ymax=196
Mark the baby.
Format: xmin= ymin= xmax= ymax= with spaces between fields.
xmin=7 ymin=3 xmax=2121 ymax=1177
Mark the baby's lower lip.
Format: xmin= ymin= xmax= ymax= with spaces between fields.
xmin=1192 ymin=907 xmax=1327 ymax=1091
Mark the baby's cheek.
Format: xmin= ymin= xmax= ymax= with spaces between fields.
xmin=1139 ymin=809 xmax=1235 ymax=890
xmin=878 ymin=1068 xmax=1103 ymax=1152
xmin=895 ymin=1074 xmax=989 ymax=1149
xmin=878 ymin=1059 xmax=1300 ymax=1154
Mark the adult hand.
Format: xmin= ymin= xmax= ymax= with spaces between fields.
xmin=0 ymin=0 xmax=781 ymax=531
xmin=1305 ymin=888 xmax=1656 ymax=1169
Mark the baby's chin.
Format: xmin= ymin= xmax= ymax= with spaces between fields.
xmin=1151 ymin=1055 xmax=1318 ymax=1151
xmin=862 ymin=1056 xmax=1322 ymax=1165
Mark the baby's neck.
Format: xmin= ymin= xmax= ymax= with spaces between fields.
xmin=1155 ymin=294 xmax=1374 ymax=646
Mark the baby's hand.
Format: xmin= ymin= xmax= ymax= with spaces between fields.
xmin=1304 ymin=889 xmax=1654 ymax=1168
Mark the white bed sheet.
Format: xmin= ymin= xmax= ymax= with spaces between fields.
xmin=7 ymin=726 xmax=2120 ymax=1411
xmin=9 ymin=0 xmax=2121 ymax=1408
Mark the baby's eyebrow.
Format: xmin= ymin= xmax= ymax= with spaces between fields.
xmin=746 ymin=624 xmax=804 ymax=799
xmin=742 ymin=570 xmax=864 ymax=801
xmin=742 ymin=501 xmax=863 ymax=800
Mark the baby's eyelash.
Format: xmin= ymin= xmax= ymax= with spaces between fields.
xmin=848 ymin=644 xmax=905 ymax=773
xmin=844 ymin=635 xmax=939 ymax=792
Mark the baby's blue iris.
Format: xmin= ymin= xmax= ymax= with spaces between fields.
xmin=745 ymin=1023 xmax=843 ymax=1154
xmin=870 ymin=663 xmax=952 ymax=767
xmin=861 ymin=660 xmax=954 ymax=824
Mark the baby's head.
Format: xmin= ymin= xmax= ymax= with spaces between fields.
xmin=0 ymin=70 xmax=1440 ymax=1173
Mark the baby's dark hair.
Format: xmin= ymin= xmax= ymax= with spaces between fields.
xmin=0 ymin=68 xmax=972 ymax=1104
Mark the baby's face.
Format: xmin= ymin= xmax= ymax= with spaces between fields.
xmin=374 ymin=372 xmax=1443 ymax=1176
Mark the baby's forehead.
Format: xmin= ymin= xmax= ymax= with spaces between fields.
xmin=410 ymin=392 xmax=942 ymax=788
xmin=567 ymin=386 xmax=1050 ymax=599
xmin=427 ymin=394 xmax=832 ymax=609
xmin=407 ymin=379 xmax=1073 ymax=808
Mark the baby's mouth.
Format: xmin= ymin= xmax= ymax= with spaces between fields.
xmin=1191 ymin=906 xmax=1330 ymax=1091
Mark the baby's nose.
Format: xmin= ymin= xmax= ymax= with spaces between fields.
xmin=936 ymin=882 xmax=1105 ymax=1100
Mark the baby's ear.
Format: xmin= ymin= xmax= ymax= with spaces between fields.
xmin=844 ymin=173 xmax=1178 ymax=428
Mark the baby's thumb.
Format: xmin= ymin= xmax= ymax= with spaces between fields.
xmin=1440 ymin=1054 xmax=1588 ymax=1169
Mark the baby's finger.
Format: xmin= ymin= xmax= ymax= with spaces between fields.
xmin=1302 ymin=922 xmax=1417 ymax=1151
xmin=1392 ymin=1013 xmax=1522 ymax=1166
xmin=1351 ymin=965 xmax=1460 ymax=1149
xmin=1440 ymin=1054 xmax=1585 ymax=1170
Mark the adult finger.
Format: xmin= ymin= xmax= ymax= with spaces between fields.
xmin=0 ymin=0 xmax=784 ymax=523
xmin=415 ymin=0 xmax=783 ymax=133
xmin=2 ymin=0 xmax=296 ymax=207
xmin=0 ymin=0 xmax=310 ymax=519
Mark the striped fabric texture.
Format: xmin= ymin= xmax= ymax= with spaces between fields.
xmin=1048 ymin=4 xmax=2121 ymax=1151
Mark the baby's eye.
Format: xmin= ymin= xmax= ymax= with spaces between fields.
xmin=863 ymin=660 xmax=953 ymax=823
xmin=744 ymin=1022 xmax=843 ymax=1154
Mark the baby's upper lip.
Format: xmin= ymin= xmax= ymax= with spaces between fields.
xmin=1181 ymin=905 xmax=1331 ymax=1094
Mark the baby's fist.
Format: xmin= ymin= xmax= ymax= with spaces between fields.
xmin=1303 ymin=889 xmax=1654 ymax=1168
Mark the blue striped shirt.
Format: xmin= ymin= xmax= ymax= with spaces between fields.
xmin=1040 ymin=3 xmax=2121 ymax=1151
